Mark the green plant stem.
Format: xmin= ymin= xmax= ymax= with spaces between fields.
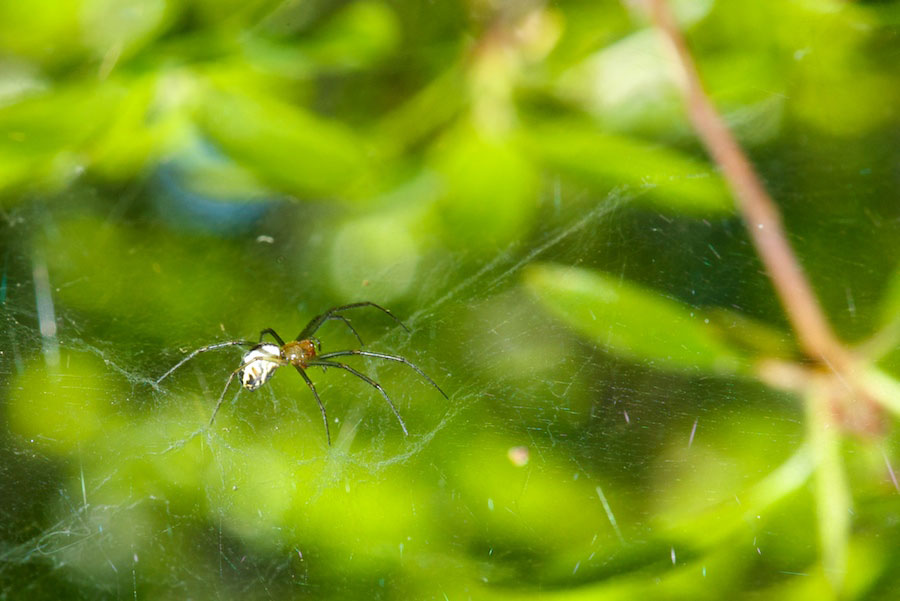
xmin=644 ymin=0 xmax=852 ymax=373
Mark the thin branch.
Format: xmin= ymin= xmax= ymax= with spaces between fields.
xmin=644 ymin=0 xmax=852 ymax=372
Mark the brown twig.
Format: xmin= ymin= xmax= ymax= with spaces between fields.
xmin=643 ymin=0 xmax=853 ymax=373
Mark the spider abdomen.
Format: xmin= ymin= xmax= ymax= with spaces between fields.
xmin=239 ymin=344 xmax=282 ymax=390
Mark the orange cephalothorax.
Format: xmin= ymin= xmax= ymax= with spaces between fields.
xmin=282 ymin=339 xmax=317 ymax=367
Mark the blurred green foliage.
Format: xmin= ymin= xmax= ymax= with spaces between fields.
xmin=1 ymin=0 xmax=899 ymax=600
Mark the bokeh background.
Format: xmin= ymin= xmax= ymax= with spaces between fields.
xmin=1 ymin=0 xmax=899 ymax=599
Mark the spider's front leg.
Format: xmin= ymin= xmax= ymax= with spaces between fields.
xmin=259 ymin=328 xmax=286 ymax=345
xmin=296 ymin=302 xmax=410 ymax=341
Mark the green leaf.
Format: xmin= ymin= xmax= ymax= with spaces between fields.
xmin=199 ymin=82 xmax=372 ymax=199
xmin=860 ymin=368 xmax=900 ymax=417
xmin=523 ymin=119 xmax=734 ymax=215
xmin=878 ymin=265 xmax=900 ymax=329
xmin=41 ymin=215 xmax=277 ymax=340
xmin=705 ymin=307 xmax=797 ymax=359
xmin=432 ymin=124 xmax=539 ymax=251
xmin=302 ymin=1 xmax=400 ymax=70
xmin=523 ymin=262 xmax=744 ymax=373
xmin=0 ymin=83 xmax=121 ymax=194
xmin=807 ymin=385 xmax=851 ymax=592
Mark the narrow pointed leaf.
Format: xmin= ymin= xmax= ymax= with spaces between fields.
xmin=523 ymin=120 xmax=733 ymax=215
xmin=524 ymin=262 xmax=744 ymax=373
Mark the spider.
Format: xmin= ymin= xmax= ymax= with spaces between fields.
xmin=154 ymin=302 xmax=447 ymax=444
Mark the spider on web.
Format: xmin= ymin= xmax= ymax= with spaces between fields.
xmin=154 ymin=302 xmax=447 ymax=444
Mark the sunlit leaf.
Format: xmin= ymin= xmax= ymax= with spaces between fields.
xmin=7 ymin=353 xmax=127 ymax=454
xmin=523 ymin=119 xmax=733 ymax=215
xmin=89 ymin=75 xmax=170 ymax=179
xmin=705 ymin=307 xmax=797 ymax=359
xmin=301 ymin=1 xmax=400 ymax=69
xmin=860 ymin=368 xmax=900 ymax=417
xmin=41 ymin=215 xmax=276 ymax=340
xmin=375 ymin=64 xmax=466 ymax=153
xmin=807 ymin=386 xmax=851 ymax=591
xmin=0 ymin=1 xmax=82 ymax=64
xmin=432 ymin=124 xmax=539 ymax=251
xmin=329 ymin=212 xmax=420 ymax=303
xmin=878 ymin=265 xmax=900 ymax=329
xmin=200 ymin=83 xmax=372 ymax=199
xmin=0 ymin=84 xmax=121 ymax=194
xmin=80 ymin=0 xmax=174 ymax=62
xmin=523 ymin=262 xmax=744 ymax=373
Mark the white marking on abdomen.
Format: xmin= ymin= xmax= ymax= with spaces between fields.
xmin=239 ymin=344 xmax=281 ymax=390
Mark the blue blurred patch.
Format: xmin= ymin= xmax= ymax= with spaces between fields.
xmin=152 ymin=138 xmax=279 ymax=234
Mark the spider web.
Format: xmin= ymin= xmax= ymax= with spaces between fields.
xmin=0 ymin=185 xmax=644 ymax=596
xmin=0 ymin=162 xmax=894 ymax=598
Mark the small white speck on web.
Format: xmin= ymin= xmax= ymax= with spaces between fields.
xmin=487 ymin=498 xmax=494 ymax=511
xmin=256 ymin=235 xmax=275 ymax=244
xmin=845 ymin=287 xmax=856 ymax=318
xmin=98 ymin=40 xmax=122 ymax=80
xmin=596 ymin=485 xmax=624 ymax=543
xmin=572 ymin=560 xmax=580 ymax=575
xmin=132 ymin=549 xmax=139 ymax=601
xmin=32 ymin=250 xmax=59 ymax=368
xmin=670 ymin=546 xmax=676 ymax=565
xmin=688 ymin=418 xmax=698 ymax=448
xmin=623 ymin=410 xmax=630 ymax=424
xmin=883 ymin=449 xmax=900 ymax=494
xmin=80 ymin=456 xmax=88 ymax=509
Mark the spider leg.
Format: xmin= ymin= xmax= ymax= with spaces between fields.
xmin=307 ymin=360 xmax=409 ymax=436
xmin=209 ymin=354 xmax=286 ymax=426
xmin=294 ymin=366 xmax=331 ymax=446
xmin=155 ymin=340 xmax=257 ymax=386
xmin=315 ymin=350 xmax=448 ymax=399
xmin=310 ymin=336 xmax=323 ymax=351
xmin=324 ymin=315 xmax=364 ymax=347
xmin=259 ymin=328 xmax=286 ymax=345
xmin=296 ymin=302 xmax=410 ymax=341
xmin=209 ymin=366 xmax=242 ymax=426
